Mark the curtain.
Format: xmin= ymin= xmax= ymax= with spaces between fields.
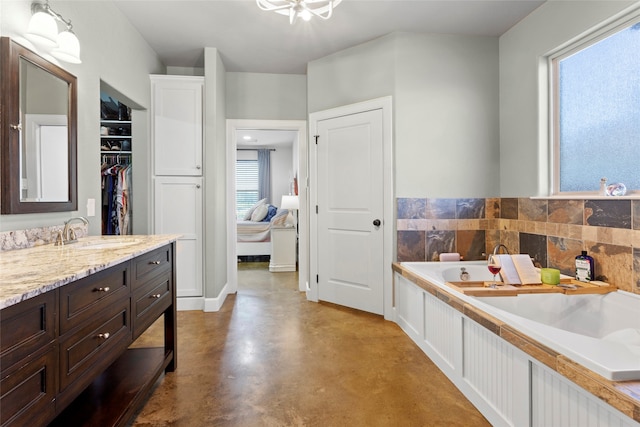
xmin=257 ymin=149 xmax=271 ymax=203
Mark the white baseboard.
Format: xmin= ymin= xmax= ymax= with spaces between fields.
xmin=176 ymin=297 xmax=204 ymax=311
xmin=177 ymin=283 xmax=231 ymax=312
xmin=204 ymin=282 xmax=229 ymax=312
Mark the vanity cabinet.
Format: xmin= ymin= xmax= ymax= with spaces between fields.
xmin=0 ymin=242 xmax=177 ymax=427
xmin=0 ymin=292 xmax=56 ymax=427
xmin=131 ymin=245 xmax=173 ymax=339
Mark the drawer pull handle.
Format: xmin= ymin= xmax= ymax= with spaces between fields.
xmin=151 ymin=294 xmax=162 ymax=299
xmin=149 ymin=261 xmax=161 ymax=265
xmin=97 ymin=332 xmax=110 ymax=340
xmin=96 ymin=287 xmax=110 ymax=292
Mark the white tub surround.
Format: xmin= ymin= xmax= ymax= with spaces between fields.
xmin=0 ymin=234 xmax=181 ymax=309
xmin=393 ymin=262 xmax=640 ymax=427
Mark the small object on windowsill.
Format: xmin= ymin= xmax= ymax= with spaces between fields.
xmin=600 ymin=177 xmax=607 ymax=196
xmin=606 ymin=182 xmax=627 ymax=196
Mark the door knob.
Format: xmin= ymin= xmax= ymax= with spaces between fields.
xmin=373 ymin=219 xmax=381 ymax=227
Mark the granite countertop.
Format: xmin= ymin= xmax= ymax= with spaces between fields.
xmin=0 ymin=234 xmax=181 ymax=310
xmin=392 ymin=263 xmax=640 ymax=424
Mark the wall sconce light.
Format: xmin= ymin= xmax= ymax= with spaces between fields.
xmin=25 ymin=0 xmax=81 ymax=64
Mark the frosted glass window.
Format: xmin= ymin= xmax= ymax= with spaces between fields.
xmin=554 ymin=20 xmax=640 ymax=193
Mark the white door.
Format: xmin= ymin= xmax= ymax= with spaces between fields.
xmin=154 ymin=176 xmax=203 ymax=297
xmin=314 ymin=109 xmax=384 ymax=315
xmin=151 ymin=76 xmax=203 ymax=176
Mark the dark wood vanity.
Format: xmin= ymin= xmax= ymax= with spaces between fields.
xmin=0 ymin=242 xmax=177 ymax=427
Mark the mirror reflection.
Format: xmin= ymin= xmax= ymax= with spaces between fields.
xmin=20 ymin=57 xmax=70 ymax=202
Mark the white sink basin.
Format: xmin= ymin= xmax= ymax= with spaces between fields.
xmin=73 ymin=238 xmax=141 ymax=250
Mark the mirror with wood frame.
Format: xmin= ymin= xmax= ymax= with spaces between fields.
xmin=0 ymin=37 xmax=77 ymax=214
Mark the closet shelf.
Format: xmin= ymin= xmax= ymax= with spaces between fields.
xmin=101 ymin=135 xmax=132 ymax=139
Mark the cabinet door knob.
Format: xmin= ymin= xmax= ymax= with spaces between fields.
xmin=151 ymin=293 xmax=162 ymax=299
xmin=97 ymin=332 xmax=110 ymax=340
xmin=10 ymin=123 xmax=22 ymax=131
xmin=149 ymin=261 xmax=161 ymax=265
xmin=196 ymin=184 xmax=201 ymax=189
xmin=196 ymin=165 xmax=201 ymax=170
xmin=373 ymin=219 xmax=381 ymax=227
xmin=96 ymin=287 xmax=110 ymax=292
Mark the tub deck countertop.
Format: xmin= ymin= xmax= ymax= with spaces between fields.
xmin=392 ymin=262 xmax=640 ymax=424
xmin=445 ymin=278 xmax=617 ymax=297
xmin=0 ymin=234 xmax=181 ymax=310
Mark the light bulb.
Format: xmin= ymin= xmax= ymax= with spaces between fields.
xmin=300 ymin=9 xmax=311 ymax=21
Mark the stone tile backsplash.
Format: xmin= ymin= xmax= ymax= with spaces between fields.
xmin=397 ymin=197 xmax=640 ymax=294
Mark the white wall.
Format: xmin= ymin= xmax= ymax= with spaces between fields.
xmin=271 ymin=146 xmax=294 ymax=206
xmin=226 ymin=72 xmax=307 ymax=120
xmin=204 ymin=47 xmax=228 ymax=302
xmin=394 ymin=32 xmax=499 ymax=197
xmin=0 ymin=0 xmax=164 ymax=233
xmin=308 ymin=34 xmax=395 ymax=114
xmin=499 ymin=0 xmax=638 ymax=197
xmin=307 ymin=32 xmax=499 ymax=198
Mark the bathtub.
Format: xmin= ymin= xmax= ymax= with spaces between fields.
xmin=401 ymin=261 xmax=640 ymax=381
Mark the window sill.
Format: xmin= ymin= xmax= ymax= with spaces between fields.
xmin=531 ymin=194 xmax=640 ymax=200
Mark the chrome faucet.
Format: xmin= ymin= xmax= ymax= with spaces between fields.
xmin=492 ymin=244 xmax=510 ymax=256
xmin=60 ymin=216 xmax=89 ymax=245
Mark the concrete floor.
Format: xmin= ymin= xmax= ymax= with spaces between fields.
xmin=131 ymin=263 xmax=490 ymax=426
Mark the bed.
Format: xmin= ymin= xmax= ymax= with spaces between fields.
xmin=237 ymin=200 xmax=289 ymax=256
xmin=237 ymin=219 xmax=273 ymax=256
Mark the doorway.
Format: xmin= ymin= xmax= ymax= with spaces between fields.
xmin=226 ymin=120 xmax=308 ymax=295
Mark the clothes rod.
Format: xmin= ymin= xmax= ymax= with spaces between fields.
xmin=237 ymin=148 xmax=276 ymax=151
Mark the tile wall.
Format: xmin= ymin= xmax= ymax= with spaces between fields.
xmin=397 ymin=198 xmax=640 ymax=294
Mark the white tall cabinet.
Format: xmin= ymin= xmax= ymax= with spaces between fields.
xmin=151 ymin=75 xmax=204 ymax=306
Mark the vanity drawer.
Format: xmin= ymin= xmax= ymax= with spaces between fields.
xmin=0 ymin=347 xmax=56 ymax=427
xmin=132 ymin=273 xmax=172 ymax=339
xmin=131 ymin=245 xmax=172 ymax=289
xmin=58 ymin=298 xmax=131 ymax=392
xmin=59 ymin=262 xmax=129 ymax=334
xmin=0 ymin=291 xmax=56 ymax=372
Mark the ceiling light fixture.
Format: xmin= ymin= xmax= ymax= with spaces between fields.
xmin=25 ymin=0 xmax=81 ymax=64
xmin=256 ymin=0 xmax=342 ymax=25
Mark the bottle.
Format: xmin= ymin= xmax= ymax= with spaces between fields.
xmin=575 ymin=250 xmax=595 ymax=282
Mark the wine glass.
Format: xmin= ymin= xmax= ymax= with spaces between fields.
xmin=487 ymin=254 xmax=502 ymax=288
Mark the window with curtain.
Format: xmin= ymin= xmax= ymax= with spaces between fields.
xmin=236 ymin=159 xmax=259 ymax=219
xmin=551 ymin=15 xmax=640 ymax=195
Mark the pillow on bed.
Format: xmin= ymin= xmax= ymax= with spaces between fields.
xmin=251 ymin=203 xmax=269 ymax=221
xmin=262 ymin=204 xmax=278 ymax=222
xmin=243 ymin=198 xmax=267 ymax=220
xmin=270 ymin=209 xmax=288 ymax=226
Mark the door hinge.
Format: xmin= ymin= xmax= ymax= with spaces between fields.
xmin=316 ymin=274 xmax=319 ymax=283
xmin=314 ymin=135 xmax=319 ymax=144
xmin=316 ymin=205 xmax=318 ymax=214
